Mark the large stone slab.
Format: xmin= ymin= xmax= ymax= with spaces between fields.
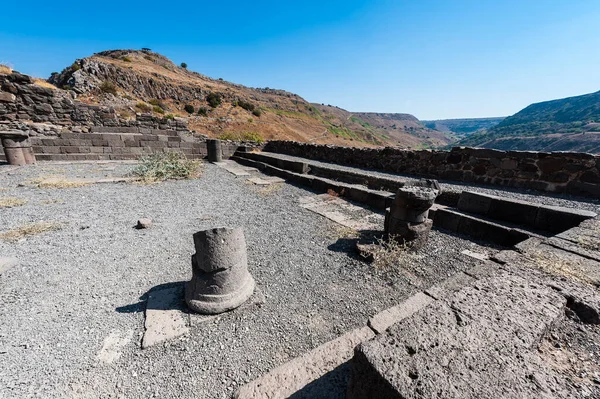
xmin=299 ymin=194 xmax=384 ymax=231
xmin=368 ymin=292 xmax=434 ymax=334
xmin=349 ymin=273 xmax=568 ymax=399
xmin=142 ymin=286 xmax=189 ymax=349
xmin=235 ymin=326 xmax=375 ymax=399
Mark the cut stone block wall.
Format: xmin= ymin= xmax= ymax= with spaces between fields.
xmin=264 ymin=141 xmax=600 ymax=198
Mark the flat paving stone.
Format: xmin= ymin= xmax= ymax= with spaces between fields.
xmin=247 ymin=176 xmax=285 ymax=185
xmin=142 ymin=286 xmax=189 ymax=349
xmin=0 ymin=256 xmax=18 ymax=275
xmin=299 ymin=194 xmax=384 ymax=231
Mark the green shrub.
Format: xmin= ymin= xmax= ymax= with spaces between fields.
xmin=135 ymin=102 xmax=152 ymax=113
xmin=100 ymin=81 xmax=117 ymax=95
xmin=121 ymin=56 xmax=132 ymax=62
xmin=71 ymin=62 xmax=81 ymax=72
xmin=206 ymin=92 xmax=222 ymax=108
xmin=153 ymin=106 xmax=165 ymax=114
xmin=197 ymin=107 xmax=208 ymax=116
xmin=252 ymin=108 xmax=262 ymax=117
xmin=181 ymin=62 xmax=187 ymax=69
xmin=237 ymin=100 xmax=255 ymax=112
xmin=165 ymin=114 xmax=175 ymax=120
xmin=184 ymin=104 xmax=195 ymax=114
xmin=131 ymin=152 xmax=202 ymax=182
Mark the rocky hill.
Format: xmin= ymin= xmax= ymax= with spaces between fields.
xmin=457 ymin=91 xmax=600 ymax=154
xmin=45 ymin=49 xmax=452 ymax=148
xmin=422 ymin=117 xmax=505 ymax=138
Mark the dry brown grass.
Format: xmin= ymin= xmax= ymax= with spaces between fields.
xmin=0 ymin=197 xmax=27 ymax=208
xmin=32 ymin=78 xmax=58 ymax=90
xmin=27 ymin=176 xmax=89 ymax=189
xmin=370 ymin=237 xmax=421 ymax=269
xmin=40 ymin=199 xmax=64 ymax=205
xmin=0 ymin=222 xmax=62 ymax=242
xmin=257 ymin=183 xmax=283 ymax=196
xmin=0 ymin=64 xmax=12 ymax=74
xmin=526 ymin=249 xmax=594 ymax=285
xmin=326 ymin=225 xmax=360 ymax=240
xmin=576 ymin=224 xmax=600 ymax=251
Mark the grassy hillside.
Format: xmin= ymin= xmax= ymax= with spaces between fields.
xmin=457 ymin=91 xmax=600 ymax=154
xmin=47 ymin=49 xmax=453 ymax=148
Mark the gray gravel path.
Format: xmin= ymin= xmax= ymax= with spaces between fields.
xmin=260 ymin=151 xmax=600 ymax=213
xmin=1 ymin=162 xmax=499 ymax=399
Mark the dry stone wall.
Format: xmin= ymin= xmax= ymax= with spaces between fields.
xmin=264 ymin=141 xmax=600 ymax=198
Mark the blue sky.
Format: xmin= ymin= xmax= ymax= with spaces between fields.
xmin=2 ymin=0 xmax=600 ymax=119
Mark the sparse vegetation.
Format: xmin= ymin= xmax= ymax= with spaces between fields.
xmin=0 ymin=64 xmax=13 ymax=74
xmin=0 ymin=197 xmax=27 ymax=208
xmin=32 ymin=78 xmax=57 ymax=90
xmin=206 ymin=92 xmax=222 ymax=108
xmin=149 ymin=99 xmax=167 ymax=109
xmin=100 ymin=81 xmax=117 ymax=95
xmin=153 ymin=106 xmax=165 ymax=114
xmin=0 ymin=222 xmax=62 ymax=242
xmin=165 ymin=113 xmax=175 ymax=120
xmin=71 ymin=62 xmax=81 ymax=71
xmin=135 ymin=102 xmax=152 ymax=113
xmin=252 ymin=109 xmax=262 ymax=117
xmin=218 ymin=131 xmax=264 ymax=143
xmin=197 ymin=107 xmax=208 ymax=117
xmin=131 ymin=152 xmax=202 ymax=182
xmin=236 ymin=100 xmax=256 ymax=112
xmin=184 ymin=104 xmax=195 ymax=114
xmin=121 ymin=56 xmax=132 ymax=62
xmin=37 ymin=178 xmax=89 ymax=189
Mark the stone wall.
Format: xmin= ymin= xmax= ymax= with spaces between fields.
xmin=263 ymin=141 xmax=600 ymax=198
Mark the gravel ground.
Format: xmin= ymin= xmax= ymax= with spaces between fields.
xmin=261 ymin=152 xmax=600 ymax=214
xmin=0 ymin=162 xmax=495 ymax=399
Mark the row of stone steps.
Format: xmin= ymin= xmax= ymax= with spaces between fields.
xmin=232 ymin=151 xmax=596 ymax=243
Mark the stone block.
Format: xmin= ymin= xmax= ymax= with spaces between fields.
xmin=368 ymin=292 xmax=434 ymax=334
xmin=534 ymin=205 xmax=597 ymax=234
xmin=431 ymin=208 xmax=462 ymax=232
xmin=457 ymin=191 xmax=492 ymax=215
xmin=349 ymin=274 xmax=567 ymax=399
xmin=487 ymin=196 xmax=539 ymax=226
xmin=425 ymin=271 xmax=476 ymax=300
xmin=235 ymin=326 xmax=374 ymax=399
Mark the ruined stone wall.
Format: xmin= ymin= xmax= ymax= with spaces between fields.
xmin=264 ymin=141 xmax=600 ymax=198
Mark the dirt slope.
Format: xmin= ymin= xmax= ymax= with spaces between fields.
xmin=48 ymin=49 xmax=453 ymax=148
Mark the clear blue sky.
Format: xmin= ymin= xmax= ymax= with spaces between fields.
xmin=2 ymin=0 xmax=600 ymax=119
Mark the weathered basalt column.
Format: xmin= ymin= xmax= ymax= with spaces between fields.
xmin=185 ymin=227 xmax=255 ymax=314
xmin=1 ymin=132 xmax=35 ymax=165
xmin=207 ymin=139 xmax=223 ymax=163
xmin=385 ymin=181 xmax=440 ymax=249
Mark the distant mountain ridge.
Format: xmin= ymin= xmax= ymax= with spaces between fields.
xmin=422 ymin=117 xmax=505 ymax=137
xmin=456 ymin=91 xmax=600 ymax=154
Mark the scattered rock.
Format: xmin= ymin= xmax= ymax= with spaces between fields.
xmin=136 ymin=218 xmax=152 ymax=229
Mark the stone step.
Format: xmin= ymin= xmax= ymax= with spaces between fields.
xmin=429 ymin=205 xmax=546 ymax=247
xmin=237 ymin=151 xmax=408 ymax=193
xmin=457 ymin=190 xmax=596 ymax=234
xmin=231 ymin=155 xmax=393 ymax=210
xmin=235 ymin=326 xmax=375 ymax=399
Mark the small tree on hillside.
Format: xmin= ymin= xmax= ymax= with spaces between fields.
xmin=184 ymin=104 xmax=195 ymax=114
xmin=180 ymin=62 xmax=187 ymax=69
